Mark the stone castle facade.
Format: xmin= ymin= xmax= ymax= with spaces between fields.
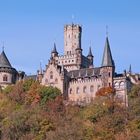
xmin=0 ymin=23 xmax=140 ymax=105
xmin=36 ymin=24 xmax=137 ymax=105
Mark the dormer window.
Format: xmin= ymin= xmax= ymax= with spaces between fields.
xmin=3 ymin=75 xmax=8 ymax=82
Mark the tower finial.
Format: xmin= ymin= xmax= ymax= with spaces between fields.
xmin=2 ymin=41 xmax=4 ymax=51
xmin=106 ymin=25 xmax=109 ymax=37
xmin=90 ymin=40 xmax=92 ymax=47
xmin=129 ymin=64 xmax=132 ymax=74
xmin=87 ymin=46 xmax=93 ymax=57
xmin=39 ymin=61 xmax=43 ymax=74
xmin=72 ymin=14 xmax=75 ymax=24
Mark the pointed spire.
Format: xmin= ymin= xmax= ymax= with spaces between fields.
xmin=106 ymin=25 xmax=109 ymax=37
xmin=101 ymin=37 xmax=114 ymax=67
xmin=52 ymin=43 xmax=58 ymax=54
xmin=129 ymin=64 xmax=132 ymax=74
xmin=87 ymin=47 xmax=93 ymax=57
xmin=2 ymin=41 xmax=5 ymax=52
xmin=39 ymin=61 xmax=43 ymax=74
xmin=0 ymin=50 xmax=12 ymax=68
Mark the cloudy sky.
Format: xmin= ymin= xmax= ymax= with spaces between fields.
xmin=0 ymin=0 xmax=140 ymax=74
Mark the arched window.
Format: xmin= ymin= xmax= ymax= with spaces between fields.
xmin=76 ymin=87 xmax=80 ymax=94
xmin=114 ymin=82 xmax=119 ymax=88
xmin=90 ymin=85 xmax=94 ymax=92
xmin=3 ymin=75 xmax=8 ymax=82
xmin=120 ymin=81 xmax=124 ymax=89
xmin=50 ymin=71 xmax=53 ymax=79
xmin=83 ymin=86 xmax=87 ymax=93
xmin=69 ymin=88 xmax=72 ymax=94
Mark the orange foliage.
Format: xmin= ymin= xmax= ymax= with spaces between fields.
xmin=96 ymin=87 xmax=116 ymax=97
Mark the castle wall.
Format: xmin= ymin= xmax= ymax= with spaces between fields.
xmin=68 ymin=78 xmax=102 ymax=104
xmin=113 ymin=76 xmax=129 ymax=106
xmin=0 ymin=72 xmax=14 ymax=88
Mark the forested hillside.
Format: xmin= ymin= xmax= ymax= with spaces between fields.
xmin=0 ymin=79 xmax=140 ymax=140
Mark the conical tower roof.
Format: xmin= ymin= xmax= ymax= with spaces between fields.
xmin=87 ymin=47 xmax=93 ymax=57
xmin=0 ymin=50 xmax=12 ymax=68
xmin=101 ymin=37 xmax=114 ymax=67
xmin=52 ymin=43 xmax=58 ymax=54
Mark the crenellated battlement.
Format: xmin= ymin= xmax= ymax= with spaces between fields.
xmin=64 ymin=24 xmax=82 ymax=31
xmin=70 ymin=77 xmax=102 ymax=85
xmin=58 ymin=54 xmax=77 ymax=59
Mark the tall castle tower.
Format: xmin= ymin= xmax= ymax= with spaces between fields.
xmin=101 ymin=37 xmax=115 ymax=87
xmin=64 ymin=24 xmax=82 ymax=55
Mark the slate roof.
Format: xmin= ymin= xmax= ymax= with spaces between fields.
xmin=87 ymin=47 xmax=93 ymax=57
xmin=68 ymin=67 xmax=101 ymax=78
xmin=52 ymin=43 xmax=58 ymax=54
xmin=0 ymin=51 xmax=12 ymax=68
xmin=101 ymin=37 xmax=114 ymax=67
xmin=115 ymin=73 xmax=124 ymax=77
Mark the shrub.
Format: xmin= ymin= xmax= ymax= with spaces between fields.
xmin=3 ymin=85 xmax=14 ymax=94
xmin=39 ymin=86 xmax=61 ymax=106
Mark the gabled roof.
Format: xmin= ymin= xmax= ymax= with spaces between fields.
xmin=101 ymin=37 xmax=114 ymax=67
xmin=0 ymin=51 xmax=12 ymax=68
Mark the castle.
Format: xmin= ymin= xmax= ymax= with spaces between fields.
xmin=0 ymin=24 xmax=140 ymax=105
xmin=36 ymin=24 xmax=137 ymax=105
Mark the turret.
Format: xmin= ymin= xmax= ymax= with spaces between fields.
xmin=87 ymin=47 xmax=94 ymax=68
xmin=37 ymin=62 xmax=43 ymax=83
xmin=51 ymin=43 xmax=58 ymax=58
xmin=0 ymin=49 xmax=17 ymax=88
xmin=101 ymin=37 xmax=115 ymax=87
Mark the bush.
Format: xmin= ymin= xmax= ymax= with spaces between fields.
xmin=39 ymin=86 xmax=61 ymax=106
xmin=23 ymin=79 xmax=36 ymax=92
xmin=3 ymin=85 xmax=14 ymax=94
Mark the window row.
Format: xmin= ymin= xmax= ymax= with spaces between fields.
xmin=69 ymin=85 xmax=100 ymax=94
xmin=68 ymin=34 xmax=77 ymax=39
xmin=114 ymin=81 xmax=125 ymax=89
xmin=58 ymin=59 xmax=74 ymax=64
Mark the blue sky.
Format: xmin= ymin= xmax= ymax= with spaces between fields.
xmin=0 ymin=0 xmax=140 ymax=74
